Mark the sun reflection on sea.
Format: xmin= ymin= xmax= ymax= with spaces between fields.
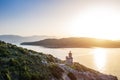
xmin=92 ymin=48 xmax=107 ymax=72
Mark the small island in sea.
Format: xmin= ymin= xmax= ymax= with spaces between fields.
xmin=21 ymin=37 xmax=120 ymax=48
xmin=0 ymin=41 xmax=118 ymax=80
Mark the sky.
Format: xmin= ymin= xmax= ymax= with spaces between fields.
xmin=1 ymin=0 xmax=120 ymax=40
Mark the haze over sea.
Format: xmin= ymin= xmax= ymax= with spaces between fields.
xmin=19 ymin=44 xmax=120 ymax=79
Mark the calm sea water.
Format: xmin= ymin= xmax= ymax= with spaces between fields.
xmin=19 ymin=45 xmax=120 ymax=79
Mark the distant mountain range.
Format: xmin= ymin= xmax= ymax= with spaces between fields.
xmin=21 ymin=37 xmax=120 ymax=48
xmin=0 ymin=35 xmax=55 ymax=44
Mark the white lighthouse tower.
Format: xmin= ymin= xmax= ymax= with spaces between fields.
xmin=66 ymin=51 xmax=73 ymax=65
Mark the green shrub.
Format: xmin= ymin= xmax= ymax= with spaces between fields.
xmin=67 ymin=72 xmax=77 ymax=80
xmin=1 ymin=69 xmax=11 ymax=80
xmin=48 ymin=64 xmax=64 ymax=79
xmin=9 ymin=58 xmax=19 ymax=66
xmin=0 ymin=48 xmax=10 ymax=57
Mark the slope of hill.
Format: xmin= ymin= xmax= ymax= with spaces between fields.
xmin=21 ymin=37 xmax=120 ymax=48
xmin=0 ymin=35 xmax=55 ymax=44
xmin=0 ymin=41 xmax=118 ymax=80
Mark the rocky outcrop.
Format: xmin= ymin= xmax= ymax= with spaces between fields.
xmin=59 ymin=63 xmax=117 ymax=80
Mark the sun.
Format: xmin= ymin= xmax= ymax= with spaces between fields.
xmin=68 ymin=5 xmax=120 ymax=40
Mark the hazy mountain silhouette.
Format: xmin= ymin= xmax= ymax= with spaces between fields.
xmin=0 ymin=35 xmax=55 ymax=44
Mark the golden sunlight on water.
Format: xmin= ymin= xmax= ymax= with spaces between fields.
xmin=92 ymin=48 xmax=107 ymax=72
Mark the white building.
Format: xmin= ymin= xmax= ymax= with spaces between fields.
xmin=65 ymin=51 xmax=73 ymax=65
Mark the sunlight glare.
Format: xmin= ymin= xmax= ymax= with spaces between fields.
xmin=92 ymin=48 xmax=107 ymax=71
xmin=68 ymin=5 xmax=120 ymax=40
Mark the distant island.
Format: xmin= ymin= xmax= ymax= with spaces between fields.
xmin=0 ymin=41 xmax=118 ymax=80
xmin=21 ymin=37 xmax=120 ymax=48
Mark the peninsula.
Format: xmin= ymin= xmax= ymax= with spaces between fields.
xmin=21 ymin=37 xmax=120 ymax=48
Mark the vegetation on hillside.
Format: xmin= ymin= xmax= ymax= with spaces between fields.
xmin=0 ymin=41 xmax=118 ymax=80
xmin=0 ymin=41 xmax=62 ymax=80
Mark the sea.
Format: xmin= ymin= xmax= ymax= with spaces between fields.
xmin=19 ymin=45 xmax=120 ymax=79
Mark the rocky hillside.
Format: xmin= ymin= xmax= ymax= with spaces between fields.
xmin=0 ymin=41 xmax=118 ymax=80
